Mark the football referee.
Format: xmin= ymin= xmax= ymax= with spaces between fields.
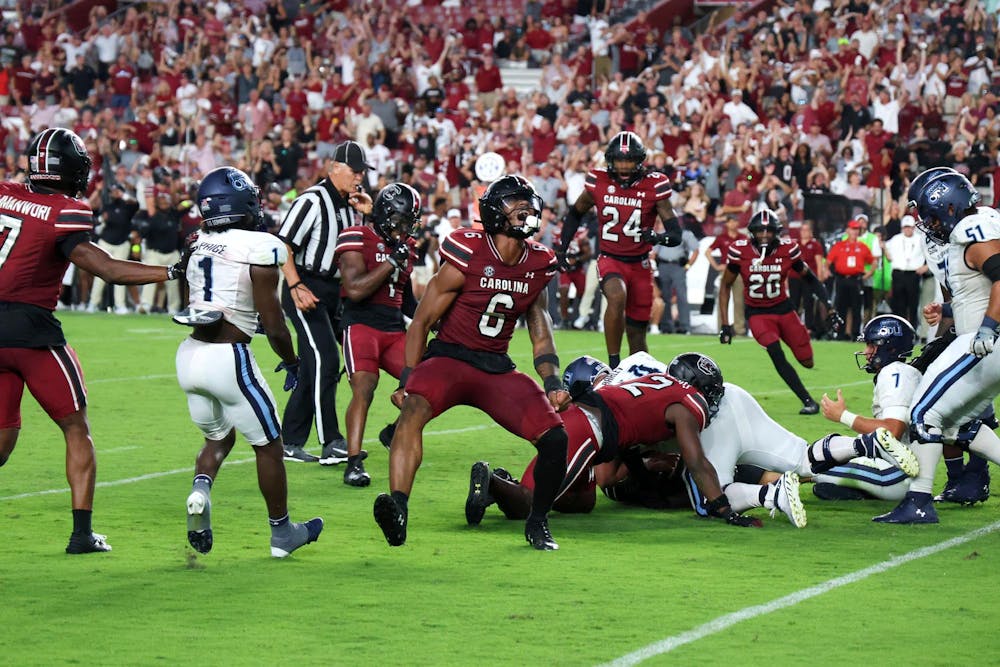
xmin=277 ymin=141 xmax=373 ymax=463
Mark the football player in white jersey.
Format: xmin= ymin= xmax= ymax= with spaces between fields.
xmin=877 ymin=170 xmax=1000 ymax=522
xmin=174 ymin=167 xmax=323 ymax=556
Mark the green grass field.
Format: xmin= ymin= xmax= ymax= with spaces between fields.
xmin=4 ymin=314 xmax=1000 ymax=665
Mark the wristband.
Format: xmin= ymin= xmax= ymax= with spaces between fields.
xmin=941 ymin=303 xmax=953 ymax=319
xmin=705 ymin=493 xmax=731 ymax=517
xmin=397 ymin=366 xmax=412 ymax=390
xmin=287 ymin=281 xmax=302 ymax=290
xmin=543 ymin=374 xmax=565 ymax=394
xmin=981 ymin=316 xmax=999 ymax=332
xmin=534 ymin=353 xmax=560 ymax=369
xmin=839 ymin=410 xmax=857 ymax=429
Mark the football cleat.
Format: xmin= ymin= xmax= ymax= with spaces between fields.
xmin=270 ymin=517 xmax=324 ymax=558
xmin=343 ymin=453 xmax=371 ymax=487
xmin=283 ymin=445 xmax=319 ymax=463
xmin=859 ymin=428 xmax=919 ymax=477
xmin=374 ymin=494 xmax=407 ymax=546
xmin=186 ymin=489 xmax=213 ymax=554
xmin=799 ymin=399 xmax=820 ymax=415
xmin=66 ymin=531 xmax=112 ymax=554
xmin=493 ymin=467 xmax=516 ymax=483
xmin=465 ymin=461 xmax=494 ymax=525
xmin=770 ymin=471 xmax=807 ymax=528
xmin=524 ymin=518 xmax=559 ymax=551
xmin=872 ymin=492 xmax=939 ymax=524
xmin=319 ymin=439 xmax=348 ymax=466
xmin=813 ymin=483 xmax=871 ymax=501
xmin=933 ymin=478 xmax=961 ymax=503
xmin=379 ymin=422 xmax=396 ymax=449
xmin=944 ymin=468 xmax=991 ymax=506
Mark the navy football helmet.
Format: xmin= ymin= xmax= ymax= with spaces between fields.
xmin=906 ymin=166 xmax=957 ymax=213
xmin=855 ymin=315 xmax=915 ymax=373
xmin=25 ymin=127 xmax=92 ymax=197
xmin=372 ymin=182 xmax=421 ymax=243
xmin=667 ymin=353 xmax=725 ymax=416
xmin=478 ymin=175 xmax=543 ymax=239
xmin=747 ymin=208 xmax=783 ymax=252
xmin=563 ymin=355 xmax=612 ymax=399
xmin=605 ymin=131 xmax=647 ymax=187
xmin=914 ymin=172 xmax=980 ymax=244
xmin=197 ymin=167 xmax=263 ymax=231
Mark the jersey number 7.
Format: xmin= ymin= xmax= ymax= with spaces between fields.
xmin=0 ymin=214 xmax=23 ymax=269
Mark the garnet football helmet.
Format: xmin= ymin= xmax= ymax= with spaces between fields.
xmin=667 ymin=353 xmax=725 ymax=416
xmin=25 ymin=127 xmax=92 ymax=197
xmin=197 ymin=167 xmax=264 ymax=231
xmin=605 ymin=131 xmax=647 ymax=188
xmin=478 ymin=174 xmax=543 ymax=239
xmin=855 ymin=314 xmax=915 ymax=373
xmin=372 ymin=182 xmax=421 ymax=243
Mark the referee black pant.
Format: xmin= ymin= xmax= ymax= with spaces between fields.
xmin=890 ymin=269 xmax=920 ymax=330
xmin=834 ymin=274 xmax=864 ymax=339
xmin=281 ymin=273 xmax=343 ymax=448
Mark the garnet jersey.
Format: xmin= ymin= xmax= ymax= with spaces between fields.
xmin=597 ymin=373 xmax=710 ymax=447
xmin=0 ymin=182 xmax=93 ymax=309
xmin=727 ymin=237 xmax=802 ymax=309
xmin=334 ymin=225 xmax=413 ymax=330
xmin=437 ymin=228 xmax=557 ymax=354
xmin=584 ymin=167 xmax=672 ymax=258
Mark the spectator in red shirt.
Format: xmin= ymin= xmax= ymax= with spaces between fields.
xmin=827 ymin=220 xmax=874 ymax=339
xmin=707 ymin=215 xmax=746 ymax=335
xmin=474 ymin=51 xmax=504 ymax=109
xmin=530 ymin=117 xmax=557 ymax=164
xmin=108 ymin=54 xmax=135 ymax=115
xmin=12 ymin=54 xmax=36 ymax=106
xmin=789 ymin=221 xmax=828 ymax=334
xmin=720 ymin=175 xmax=753 ymax=227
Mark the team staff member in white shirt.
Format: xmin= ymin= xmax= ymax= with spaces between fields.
xmin=884 ymin=215 xmax=929 ymax=330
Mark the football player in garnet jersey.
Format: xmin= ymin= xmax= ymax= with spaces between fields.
xmin=559 ymin=131 xmax=681 ymax=369
xmin=0 ymin=128 xmax=183 ymax=554
xmin=719 ymin=209 xmax=837 ymax=415
xmin=374 ymin=175 xmax=572 ymax=550
xmin=334 ymin=183 xmax=420 ymax=487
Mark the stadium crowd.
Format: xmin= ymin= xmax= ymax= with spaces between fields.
xmin=0 ymin=0 xmax=997 ymax=337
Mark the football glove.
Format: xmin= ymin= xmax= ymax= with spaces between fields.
xmin=719 ymin=324 xmax=734 ymax=345
xmin=387 ymin=242 xmax=410 ymax=270
xmin=824 ymin=307 xmax=844 ymax=335
xmin=275 ymin=358 xmax=300 ymax=392
xmin=554 ymin=250 xmax=572 ymax=273
xmin=706 ymin=493 xmax=762 ymax=527
xmin=971 ymin=325 xmax=997 ymax=357
xmin=168 ymin=231 xmax=199 ymax=280
xmin=640 ymin=229 xmax=676 ymax=246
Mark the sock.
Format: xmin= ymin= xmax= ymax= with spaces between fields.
xmin=347 ymin=454 xmax=364 ymax=467
xmin=965 ymin=454 xmax=988 ymax=473
xmin=766 ymin=343 xmax=811 ymax=403
xmin=723 ymin=482 xmax=765 ymax=512
xmin=944 ymin=456 xmax=965 ymax=481
xmin=609 ymin=353 xmax=621 ymax=369
xmin=528 ymin=428 xmax=568 ymax=523
xmin=807 ymin=435 xmax=858 ymax=473
xmin=391 ymin=490 xmax=409 ymax=514
xmin=72 ymin=509 xmax=92 ymax=534
xmin=909 ymin=441 xmax=943 ymax=494
xmin=192 ymin=474 xmax=213 ymax=495
xmin=969 ymin=426 xmax=1000 ymax=464
xmin=269 ymin=513 xmax=291 ymax=537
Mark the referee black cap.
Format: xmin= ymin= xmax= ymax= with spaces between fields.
xmin=332 ymin=141 xmax=373 ymax=172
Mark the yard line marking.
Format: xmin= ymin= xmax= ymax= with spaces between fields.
xmin=89 ymin=374 xmax=176 ymax=384
xmin=0 ymin=424 xmax=499 ymax=501
xmin=99 ymin=446 xmax=140 ymax=454
xmin=603 ymin=519 xmax=1000 ymax=666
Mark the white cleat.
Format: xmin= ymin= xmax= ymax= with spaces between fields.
xmin=771 ymin=471 xmax=807 ymax=528
xmin=186 ymin=489 xmax=213 ymax=554
xmin=871 ymin=427 xmax=919 ymax=478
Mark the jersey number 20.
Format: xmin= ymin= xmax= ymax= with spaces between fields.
xmin=747 ymin=272 xmax=782 ymax=300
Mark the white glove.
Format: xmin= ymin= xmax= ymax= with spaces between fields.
xmin=971 ymin=326 xmax=997 ymax=357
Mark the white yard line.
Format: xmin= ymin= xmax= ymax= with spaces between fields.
xmin=0 ymin=424 xmax=499 ymax=501
xmin=603 ymin=519 xmax=1000 ymax=666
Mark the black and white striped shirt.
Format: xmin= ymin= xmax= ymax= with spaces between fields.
xmin=276 ymin=179 xmax=357 ymax=277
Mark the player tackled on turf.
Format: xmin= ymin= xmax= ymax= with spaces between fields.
xmin=0 ymin=128 xmax=184 ymax=554
xmin=175 ymin=167 xmax=322 ymax=557
xmin=374 ymin=175 xmax=571 ymax=550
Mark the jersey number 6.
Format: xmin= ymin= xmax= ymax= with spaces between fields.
xmin=479 ymin=292 xmax=514 ymax=337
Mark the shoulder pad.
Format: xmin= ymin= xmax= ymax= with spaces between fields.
xmin=247 ymin=234 xmax=287 ymax=266
xmin=950 ymin=208 xmax=1000 ymax=245
xmin=439 ymin=228 xmax=484 ymax=270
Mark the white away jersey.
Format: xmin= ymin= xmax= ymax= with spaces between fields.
xmin=605 ymin=351 xmax=668 ymax=386
xmin=186 ymin=228 xmax=287 ymax=336
xmin=872 ymin=361 xmax=921 ymax=426
xmin=946 ymin=206 xmax=1000 ymax=334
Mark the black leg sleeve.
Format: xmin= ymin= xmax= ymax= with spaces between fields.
xmin=766 ymin=342 xmax=812 ymax=403
xmin=528 ymin=427 xmax=568 ymax=522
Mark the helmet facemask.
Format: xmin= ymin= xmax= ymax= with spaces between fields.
xmin=498 ymin=194 xmax=543 ymax=239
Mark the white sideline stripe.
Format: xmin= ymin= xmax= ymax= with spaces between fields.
xmin=603 ymin=520 xmax=1000 ymax=667
xmin=0 ymin=424 xmax=498 ymax=501
xmin=89 ymin=373 xmax=176 ymax=384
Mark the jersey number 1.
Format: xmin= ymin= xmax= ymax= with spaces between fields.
xmin=0 ymin=214 xmax=23 ymax=269
xmin=198 ymin=257 xmax=213 ymax=301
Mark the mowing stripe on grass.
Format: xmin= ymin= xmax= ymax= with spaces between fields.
xmin=0 ymin=423 xmax=499 ymax=501
xmin=603 ymin=519 xmax=1000 ymax=666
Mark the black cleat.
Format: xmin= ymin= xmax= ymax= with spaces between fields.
xmin=947 ymin=469 xmax=991 ymax=505
xmin=374 ymin=493 xmax=407 ymax=546
xmin=799 ymin=399 xmax=820 ymax=415
xmin=465 ymin=461 xmax=494 ymax=525
xmin=319 ymin=439 xmax=348 ymax=466
xmin=379 ymin=422 xmax=396 ymax=449
xmin=493 ymin=467 xmax=515 ymax=483
xmin=344 ymin=452 xmax=371 ymax=487
xmin=525 ymin=518 xmax=559 ymax=551
xmin=934 ymin=478 xmax=961 ymax=503
xmin=66 ymin=531 xmax=112 ymax=554
xmin=283 ymin=445 xmax=319 ymax=463
xmin=812 ymin=482 xmax=871 ymax=501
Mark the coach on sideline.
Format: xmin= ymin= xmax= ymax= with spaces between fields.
xmin=277 ymin=141 xmax=373 ymax=464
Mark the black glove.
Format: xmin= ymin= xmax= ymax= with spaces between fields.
xmin=719 ymin=324 xmax=734 ymax=344
xmin=275 ymin=358 xmax=300 ymax=392
xmin=554 ymin=250 xmax=572 ymax=273
xmin=168 ymin=230 xmax=199 ymax=280
xmin=707 ymin=493 xmax=762 ymax=527
xmin=724 ymin=510 xmax=763 ymax=527
xmin=824 ymin=307 xmax=844 ymax=335
xmin=640 ymin=228 xmax=673 ymax=246
xmin=387 ymin=242 xmax=410 ymax=270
